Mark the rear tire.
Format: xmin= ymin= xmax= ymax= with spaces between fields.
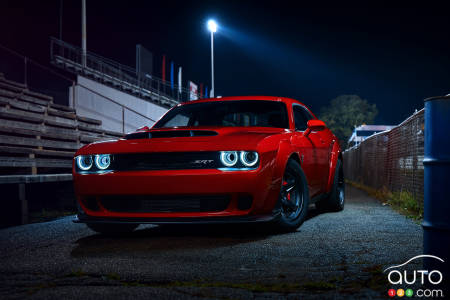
xmin=271 ymin=159 xmax=309 ymax=232
xmin=316 ymin=159 xmax=345 ymax=212
xmin=86 ymin=223 xmax=139 ymax=235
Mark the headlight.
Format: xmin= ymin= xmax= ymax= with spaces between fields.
xmin=220 ymin=151 xmax=238 ymax=167
xmin=240 ymin=151 xmax=259 ymax=167
xmin=95 ymin=154 xmax=111 ymax=170
xmin=76 ymin=155 xmax=93 ymax=171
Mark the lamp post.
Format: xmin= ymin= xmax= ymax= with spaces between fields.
xmin=207 ymin=19 xmax=217 ymax=98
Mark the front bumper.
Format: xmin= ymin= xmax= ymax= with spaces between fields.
xmin=73 ymin=166 xmax=281 ymax=221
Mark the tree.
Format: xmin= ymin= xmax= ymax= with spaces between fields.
xmin=319 ymin=95 xmax=378 ymax=147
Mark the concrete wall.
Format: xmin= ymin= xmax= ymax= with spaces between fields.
xmin=69 ymin=76 xmax=169 ymax=133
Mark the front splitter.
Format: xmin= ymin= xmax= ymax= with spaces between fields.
xmin=73 ymin=213 xmax=279 ymax=225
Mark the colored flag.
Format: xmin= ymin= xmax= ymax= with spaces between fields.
xmin=205 ymin=86 xmax=208 ymax=98
xmin=199 ymin=83 xmax=203 ymax=98
xmin=189 ymin=81 xmax=198 ymax=101
xmin=178 ymin=67 xmax=182 ymax=94
xmin=170 ymin=61 xmax=174 ymax=90
xmin=162 ymin=55 xmax=166 ymax=83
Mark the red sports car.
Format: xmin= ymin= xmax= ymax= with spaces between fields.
xmin=73 ymin=96 xmax=344 ymax=234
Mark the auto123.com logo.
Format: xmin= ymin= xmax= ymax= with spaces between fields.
xmin=384 ymin=255 xmax=445 ymax=298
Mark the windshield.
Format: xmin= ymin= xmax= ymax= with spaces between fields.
xmin=153 ymin=100 xmax=289 ymax=129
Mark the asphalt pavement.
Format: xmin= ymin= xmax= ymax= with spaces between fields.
xmin=0 ymin=185 xmax=423 ymax=299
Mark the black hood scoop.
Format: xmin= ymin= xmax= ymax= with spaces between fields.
xmin=125 ymin=130 xmax=218 ymax=140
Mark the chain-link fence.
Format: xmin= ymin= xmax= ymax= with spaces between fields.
xmin=343 ymin=109 xmax=424 ymax=203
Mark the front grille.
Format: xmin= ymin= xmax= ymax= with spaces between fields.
xmin=100 ymin=195 xmax=231 ymax=213
xmin=112 ymin=152 xmax=220 ymax=171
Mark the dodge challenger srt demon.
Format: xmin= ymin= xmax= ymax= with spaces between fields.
xmin=73 ymin=96 xmax=345 ymax=234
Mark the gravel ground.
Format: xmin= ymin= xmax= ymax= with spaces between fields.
xmin=0 ymin=185 xmax=424 ymax=299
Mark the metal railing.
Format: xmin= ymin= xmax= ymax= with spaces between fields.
xmin=50 ymin=37 xmax=201 ymax=107
xmin=0 ymin=42 xmax=156 ymax=134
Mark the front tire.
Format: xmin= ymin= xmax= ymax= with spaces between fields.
xmin=86 ymin=223 xmax=139 ymax=235
xmin=272 ymin=159 xmax=310 ymax=232
xmin=316 ymin=159 xmax=345 ymax=212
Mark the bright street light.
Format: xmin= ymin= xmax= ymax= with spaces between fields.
xmin=207 ymin=19 xmax=217 ymax=97
xmin=207 ymin=19 xmax=217 ymax=33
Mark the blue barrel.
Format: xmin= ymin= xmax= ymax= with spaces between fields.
xmin=423 ymin=94 xmax=450 ymax=289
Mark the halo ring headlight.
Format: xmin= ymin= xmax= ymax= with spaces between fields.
xmin=220 ymin=151 xmax=238 ymax=167
xmin=95 ymin=154 xmax=111 ymax=170
xmin=240 ymin=151 xmax=259 ymax=167
xmin=76 ymin=155 xmax=93 ymax=171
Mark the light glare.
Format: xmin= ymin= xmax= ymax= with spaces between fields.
xmin=207 ymin=19 xmax=217 ymax=33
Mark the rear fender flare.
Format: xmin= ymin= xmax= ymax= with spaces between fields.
xmin=326 ymin=140 xmax=342 ymax=192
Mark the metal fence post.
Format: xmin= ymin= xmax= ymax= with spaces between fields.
xmin=122 ymin=106 xmax=125 ymax=134
xmin=72 ymin=81 xmax=76 ymax=108
xmin=423 ymin=94 xmax=450 ymax=288
xmin=157 ymin=81 xmax=160 ymax=103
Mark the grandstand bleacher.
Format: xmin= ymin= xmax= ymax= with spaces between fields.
xmin=0 ymin=72 xmax=122 ymax=177
xmin=0 ymin=72 xmax=126 ymax=225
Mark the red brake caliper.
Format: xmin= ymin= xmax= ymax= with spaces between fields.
xmin=283 ymin=181 xmax=291 ymax=201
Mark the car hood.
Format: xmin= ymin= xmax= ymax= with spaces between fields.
xmin=77 ymin=127 xmax=291 ymax=155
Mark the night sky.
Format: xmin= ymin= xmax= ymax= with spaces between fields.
xmin=1 ymin=1 xmax=449 ymax=125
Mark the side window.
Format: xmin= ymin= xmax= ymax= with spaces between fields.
xmin=165 ymin=113 xmax=190 ymax=127
xmin=303 ymin=108 xmax=314 ymax=121
xmin=293 ymin=105 xmax=310 ymax=131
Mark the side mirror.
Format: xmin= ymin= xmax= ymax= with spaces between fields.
xmin=136 ymin=126 xmax=150 ymax=132
xmin=304 ymin=120 xmax=326 ymax=137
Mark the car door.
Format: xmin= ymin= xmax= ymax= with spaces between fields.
xmin=291 ymin=105 xmax=322 ymax=196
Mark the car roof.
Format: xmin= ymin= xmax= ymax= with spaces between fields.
xmin=180 ymin=96 xmax=305 ymax=106
xmin=177 ymin=96 xmax=316 ymax=118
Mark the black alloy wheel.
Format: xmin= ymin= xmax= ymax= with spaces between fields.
xmin=280 ymin=167 xmax=304 ymax=221
xmin=272 ymin=159 xmax=309 ymax=232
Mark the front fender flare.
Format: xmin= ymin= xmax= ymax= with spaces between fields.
xmin=272 ymin=139 xmax=300 ymax=187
